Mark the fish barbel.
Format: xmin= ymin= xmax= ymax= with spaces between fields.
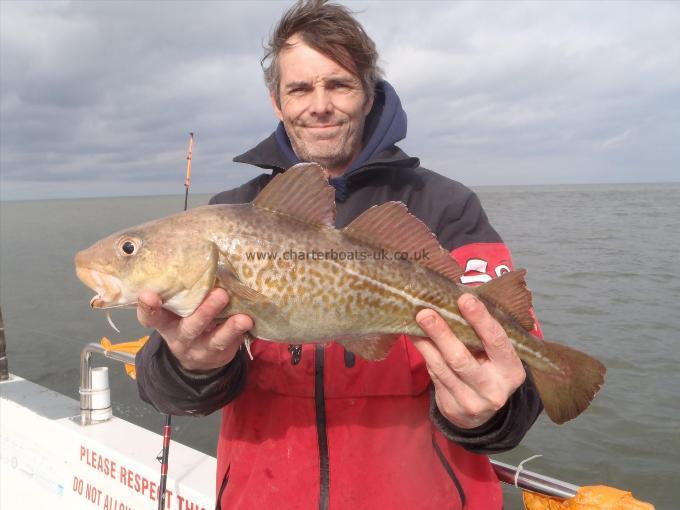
xmin=75 ymin=163 xmax=605 ymax=424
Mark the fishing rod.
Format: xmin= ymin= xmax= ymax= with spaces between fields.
xmin=184 ymin=132 xmax=194 ymax=212
xmin=156 ymin=132 xmax=195 ymax=510
xmin=0 ymin=305 xmax=9 ymax=381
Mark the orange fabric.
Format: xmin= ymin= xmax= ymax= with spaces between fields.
xmin=100 ymin=336 xmax=149 ymax=379
xmin=523 ymin=485 xmax=654 ymax=510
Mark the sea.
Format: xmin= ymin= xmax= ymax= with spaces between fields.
xmin=1 ymin=182 xmax=678 ymax=509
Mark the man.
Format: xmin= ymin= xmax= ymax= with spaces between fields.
xmin=136 ymin=1 xmax=543 ymax=509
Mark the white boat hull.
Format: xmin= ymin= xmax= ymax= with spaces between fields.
xmin=1 ymin=375 xmax=215 ymax=510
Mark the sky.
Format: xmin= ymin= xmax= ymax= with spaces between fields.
xmin=1 ymin=0 xmax=679 ymax=201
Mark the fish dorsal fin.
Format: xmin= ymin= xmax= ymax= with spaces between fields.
xmin=473 ymin=269 xmax=535 ymax=331
xmin=343 ymin=201 xmax=464 ymax=282
xmin=252 ymin=163 xmax=335 ymax=227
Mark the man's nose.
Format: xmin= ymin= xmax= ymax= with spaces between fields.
xmin=309 ymin=86 xmax=333 ymax=115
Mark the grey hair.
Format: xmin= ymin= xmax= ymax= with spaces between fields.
xmin=262 ymin=0 xmax=383 ymax=105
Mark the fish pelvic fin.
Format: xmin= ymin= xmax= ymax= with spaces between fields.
xmin=253 ymin=163 xmax=336 ymax=227
xmin=472 ymin=269 xmax=535 ymax=331
xmin=528 ymin=340 xmax=606 ymax=424
xmin=336 ymin=334 xmax=400 ymax=361
xmin=342 ymin=202 xmax=464 ymax=282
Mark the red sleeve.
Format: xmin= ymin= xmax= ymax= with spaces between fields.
xmin=451 ymin=242 xmax=543 ymax=339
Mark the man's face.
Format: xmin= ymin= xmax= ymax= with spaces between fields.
xmin=271 ymin=35 xmax=374 ymax=176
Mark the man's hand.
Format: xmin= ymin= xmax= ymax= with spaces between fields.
xmin=412 ymin=294 xmax=526 ymax=429
xmin=137 ymin=288 xmax=253 ymax=372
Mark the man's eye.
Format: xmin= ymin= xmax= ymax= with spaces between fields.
xmin=330 ymin=82 xmax=356 ymax=93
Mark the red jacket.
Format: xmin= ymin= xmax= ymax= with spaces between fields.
xmin=216 ymin=341 xmax=496 ymax=510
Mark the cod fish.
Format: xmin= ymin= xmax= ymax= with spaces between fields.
xmin=75 ymin=163 xmax=605 ymax=424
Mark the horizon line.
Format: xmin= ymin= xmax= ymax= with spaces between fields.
xmin=2 ymin=180 xmax=679 ymax=203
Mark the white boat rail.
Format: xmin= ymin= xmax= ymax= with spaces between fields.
xmin=491 ymin=459 xmax=578 ymax=498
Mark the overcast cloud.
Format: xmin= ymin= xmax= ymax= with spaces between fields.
xmin=1 ymin=0 xmax=679 ymax=200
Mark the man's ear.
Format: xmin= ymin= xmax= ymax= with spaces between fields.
xmin=270 ymin=93 xmax=284 ymax=121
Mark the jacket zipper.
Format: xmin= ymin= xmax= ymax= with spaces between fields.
xmin=288 ymin=344 xmax=302 ymax=365
xmin=315 ymin=345 xmax=330 ymax=510
xmin=215 ymin=466 xmax=230 ymax=510
xmin=431 ymin=434 xmax=466 ymax=507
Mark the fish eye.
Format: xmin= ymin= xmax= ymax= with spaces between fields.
xmin=117 ymin=237 xmax=140 ymax=257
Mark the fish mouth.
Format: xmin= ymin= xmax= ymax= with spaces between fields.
xmin=75 ymin=266 xmax=124 ymax=309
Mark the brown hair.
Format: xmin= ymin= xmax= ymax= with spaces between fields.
xmin=262 ymin=0 xmax=383 ymax=105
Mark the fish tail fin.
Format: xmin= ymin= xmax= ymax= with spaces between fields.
xmin=527 ymin=340 xmax=606 ymax=424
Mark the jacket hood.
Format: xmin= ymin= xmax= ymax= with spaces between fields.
xmin=233 ymin=80 xmax=419 ymax=201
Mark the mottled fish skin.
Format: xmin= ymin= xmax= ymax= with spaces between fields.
xmin=111 ymin=203 xmax=556 ymax=374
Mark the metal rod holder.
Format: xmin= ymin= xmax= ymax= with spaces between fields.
xmin=79 ymin=342 xmax=135 ymax=425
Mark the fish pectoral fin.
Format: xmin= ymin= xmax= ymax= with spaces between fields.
xmin=336 ymin=334 xmax=399 ymax=362
xmin=472 ymin=269 xmax=535 ymax=331
xmin=216 ymin=260 xmax=272 ymax=304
